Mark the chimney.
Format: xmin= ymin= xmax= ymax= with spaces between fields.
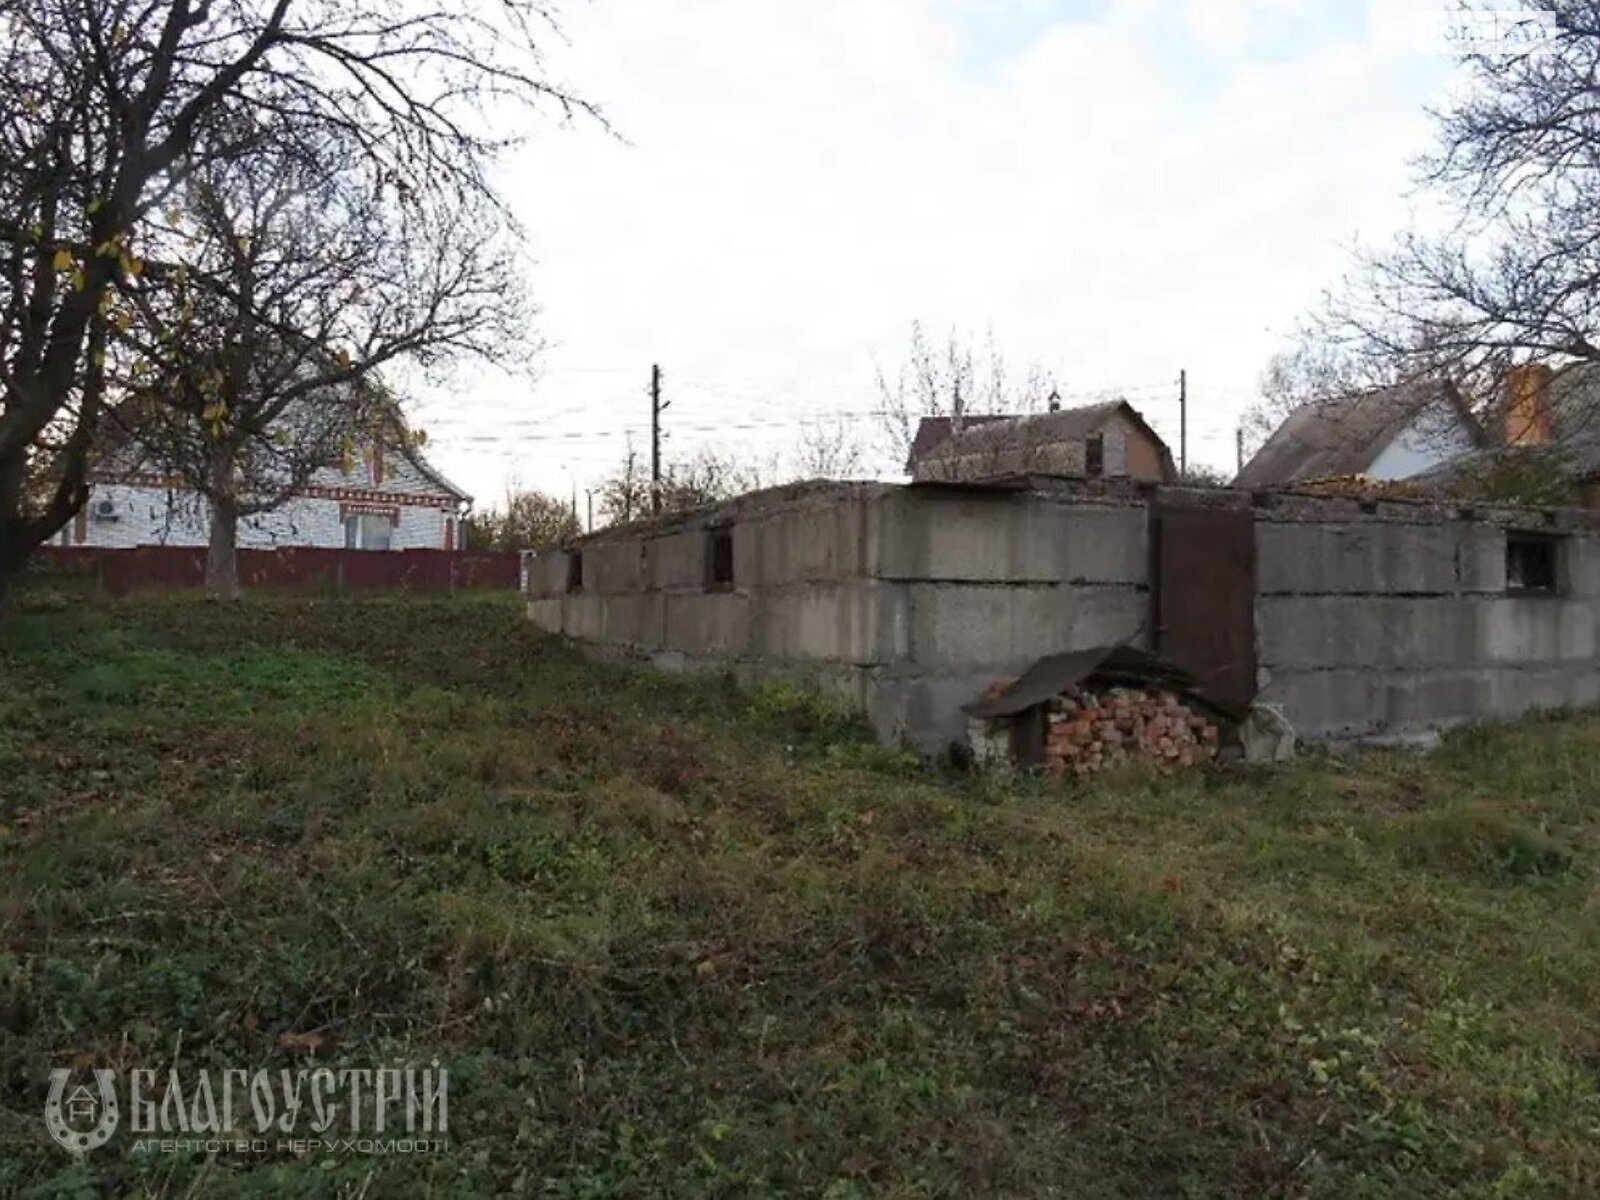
xmin=1503 ymin=363 xmax=1554 ymax=446
xmin=1048 ymin=389 xmax=1061 ymax=412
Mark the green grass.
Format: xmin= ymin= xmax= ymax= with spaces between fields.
xmin=3 ymin=592 xmax=1600 ymax=1196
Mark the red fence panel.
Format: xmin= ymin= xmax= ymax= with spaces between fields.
xmin=29 ymin=545 xmax=520 ymax=595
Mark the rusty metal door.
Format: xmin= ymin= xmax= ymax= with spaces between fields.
xmin=1152 ymin=503 xmax=1257 ymax=709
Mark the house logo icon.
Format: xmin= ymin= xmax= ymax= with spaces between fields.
xmin=44 ymin=1068 xmax=119 ymax=1154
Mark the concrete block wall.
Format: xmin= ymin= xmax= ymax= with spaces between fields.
xmin=1255 ymin=512 xmax=1600 ymax=740
xmin=527 ymin=480 xmax=1600 ymax=752
xmin=524 ymin=483 xmax=1154 ymax=752
xmin=868 ymin=488 xmax=1151 ymax=749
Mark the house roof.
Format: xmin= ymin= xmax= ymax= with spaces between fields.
xmin=396 ymin=439 xmax=471 ymax=503
xmin=1409 ymin=361 xmax=1600 ymax=489
xmin=88 ymin=393 xmax=471 ymax=504
xmin=910 ymin=401 xmax=1174 ymax=475
xmin=1234 ymin=380 xmax=1483 ymax=488
xmin=905 ymin=413 xmax=1012 ymax=471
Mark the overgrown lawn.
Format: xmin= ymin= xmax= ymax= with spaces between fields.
xmin=2 ymin=593 xmax=1599 ymax=1196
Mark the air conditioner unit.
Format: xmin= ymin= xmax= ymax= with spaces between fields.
xmin=94 ymin=498 xmax=119 ymax=521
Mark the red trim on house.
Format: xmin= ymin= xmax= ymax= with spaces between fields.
xmin=93 ymin=473 xmax=460 ymax=512
xmin=444 ymin=517 xmax=455 ymax=550
xmin=340 ymin=502 xmax=401 ymax=522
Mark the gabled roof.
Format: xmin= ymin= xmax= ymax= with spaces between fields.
xmin=1234 ymin=380 xmax=1483 ymax=488
xmin=1410 ymin=361 xmax=1600 ymax=489
xmin=905 ymin=413 xmax=1012 ymax=471
xmin=909 ymin=400 xmax=1173 ymax=474
xmin=88 ymin=393 xmax=470 ymax=503
xmin=396 ymin=440 xmax=470 ymax=503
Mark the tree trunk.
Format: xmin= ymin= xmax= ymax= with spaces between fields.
xmin=205 ymin=499 xmax=241 ymax=602
xmin=0 ymin=459 xmax=36 ymax=617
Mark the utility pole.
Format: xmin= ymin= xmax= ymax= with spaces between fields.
xmin=650 ymin=364 xmax=666 ymax=516
xmin=1235 ymin=426 xmax=1245 ymax=478
xmin=1178 ymin=369 xmax=1188 ymax=478
xmin=585 ymin=489 xmax=594 ymax=533
xmin=952 ymin=378 xmax=964 ymax=435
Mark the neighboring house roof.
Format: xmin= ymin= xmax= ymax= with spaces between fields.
xmin=909 ymin=401 xmax=1174 ymax=476
xmin=1410 ymin=361 xmax=1600 ymax=490
xmin=1234 ymin=380 xmax=1484 ymax=489
xmin=87 ymin=396 xmax=470 ymax=504
xmin=396 ymin=440 xmax=471 ymax=504
xmin=905 ymin=413 xmax=1012 ymax=472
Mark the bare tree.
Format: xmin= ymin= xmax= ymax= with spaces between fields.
xmin=596 ymin=443 xmax=649 ymax=527
xmin=876 ymin=321 xmax=1056 ymax=469
xmin=118 ymin=120 xmax=523 ymax=598
xmin=790 ymin=415 xmax=866 ymax=480
xmin=596 ymin=445 xmax=770 ymax=527
xmin=1286 ymin=3 xmax=1600 ymax=442
xmin=0 ymin=0 xmax=594 ymax=607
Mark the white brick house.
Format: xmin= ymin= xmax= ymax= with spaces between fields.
xmin=64 ymin=441 xmax=472 ymax=552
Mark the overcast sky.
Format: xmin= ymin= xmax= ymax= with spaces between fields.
xmin=414 ymin=0 xmax=1464 ymax=515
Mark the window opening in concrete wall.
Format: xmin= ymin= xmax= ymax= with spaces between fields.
xmin=1085 ymin=433 xmax=1105 ymax=478
xmin=566 ymin=550 xmax=584 ymax=593
xmin=707 ymin=527 xmax=734 ymax=589
xmin=1506 ymin=531 xmax=1561 ymax=593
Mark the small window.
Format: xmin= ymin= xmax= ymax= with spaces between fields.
xmin=707 ymin=528 xmax=734 ymax=589
xmin=1506 ymin=531 xmax=1562 ymax=593
xmin=566 ymin=550 xmax=584 ymax=593
xmin=343 ymin=512 xmax=393 ymax=551
xmin=1085 ymin=433 xmax=1105 ymax=478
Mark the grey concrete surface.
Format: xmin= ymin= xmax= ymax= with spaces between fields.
xmin=525 ymin=482 xmax=1600 ymax=753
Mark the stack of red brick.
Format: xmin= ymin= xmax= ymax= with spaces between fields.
xmin=1045 ymin=686 xmax=1219 ymax=780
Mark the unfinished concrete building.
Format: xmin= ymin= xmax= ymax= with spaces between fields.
xmin=522 ymin=479 xmax=1600 ymax=752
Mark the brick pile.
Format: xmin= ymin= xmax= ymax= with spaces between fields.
xmin=1045 ymin=686 xmax=1219 ymax=780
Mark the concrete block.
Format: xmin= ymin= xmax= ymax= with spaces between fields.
xmin=585 ymin=540 xmax=648 ymax=595
xmin=730 ymin=499 xmax=873 ymax=588
xmin=1062 ymin=505 xmax=1149 ymax=584
xmin=1386 ymin=670 xmax=1492 ymax=729
xmin=647 ymin=530 xmax=707 ymax=591
xmin=1067 ymin=586 xmax=1152 ymax=650
xmin=1263 ymin=660 xmax=1600 ymax=744
xmin=751 ymin=581 xmax=909 ymax=665
xmin=1458 ymin=525 xmax=1507 ymax=594
xmin=563 ymin=593 xmax=604 ymax=641
xmin=1562 ymin=536 xmax=1600 ymax=598
xmin=1256 ymin=521 xmax=1465 ymax=595
xmin=662 ymin=592 xmax=752 ymax=657
xmin=523 ymin=549 xmax=569 ymax=598
xmin=874 ymin=491 xmax=1061 ymax=582
xmin=1258 ymin=668 xmax=1490 ymax=742
xmin=905 ymin=583 xmax=1147 ymax=670
xmin=866 ymin=671 xmax=1003 ymax=754
xmin=1478 ymin=598 xmax=1596 ymax=663
xmin=601 ymin=593 xmax=666 ymax=649
xmin=526 ymin=597 xmax=563 ymax=632
xmin=1256 ymin=669 xmax=1382 ymax=741
xmin=874 ymin=490 xmax=1146 ymax=584
xmin=1256 ymin=596 xmax=1479 ymax=670
xmin=1488 ymin=665 xmax=1600 ymax=717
